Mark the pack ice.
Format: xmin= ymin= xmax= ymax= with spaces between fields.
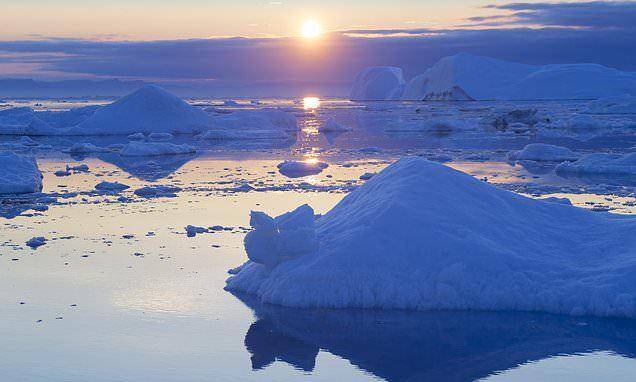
xmin=226 ymin=157 xmax=636 ymax=318
xmin=400 ymin=53 xmax=636 ymax=100
xmin=0 ymin=151 xmax=43 ymax=194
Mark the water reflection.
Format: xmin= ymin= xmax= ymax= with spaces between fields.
xmin=234 ymin=292 xmax=636 ymax=382
xmin=303 ymin=97 xmax=320 ymax=110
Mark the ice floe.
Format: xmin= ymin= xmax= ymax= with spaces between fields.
xmin=508 ymin=144 xmax=579 ymax=162
xmin=277 ymin=160 xmax=329 ymax=178
xmin=227 ymin=157 xmax=636 ymax=318
xmin=556 ymin=152 xmax=636 ymax=176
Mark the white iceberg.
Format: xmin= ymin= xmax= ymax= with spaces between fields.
xmin=556 ymin=152 xmax=636 ymax=176
xmin=227 ymin=157 xmax=636 ymax=318
xmin=350 ymin=67 xmax=405 ymax=101
xmin=0 ymin=151 xmax=43 ymax=194
xmin=508 ymin=144 xmax=579 ymax=162
xmin=402 ymin=53 xmax=636 ymax=101
xmin=119 ymin=142 xmax=196 ymax=157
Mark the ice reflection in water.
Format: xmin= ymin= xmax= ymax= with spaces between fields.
xmin=235 ymin=292 xmax=636 ymax=382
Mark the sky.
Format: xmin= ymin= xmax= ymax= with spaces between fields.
xmin=1 ymin=0 xmax=636 ymax=95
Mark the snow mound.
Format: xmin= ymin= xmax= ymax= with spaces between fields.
xmin=226 ymin=157 xmax=636 ymax=318
xmin=0 ymin=151 xmax=43 ymax=194
xmin=402 ymin=53 xmax=636 ymax=101
xmin=556 ymin=152 xmax=636 ymax=176
xmin=318 ymin=118 xmax=352 ymax=133
xmin=119 ymin=142 xmax=196 ymax=157
xmin=587 ymin=95 xmax=636 ymax=114
xmin=508 ymin=144 xmax=579 ymax=162
xmin=350 ymin=67 xmax=405 ymax=101
xmin=277 ymin=161 xmax=329 ymax=178
xmin=66 ymin=85 xmax=215 ymax=135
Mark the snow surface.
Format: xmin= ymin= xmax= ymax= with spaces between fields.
xmin=226 ymin=157 xmax=636 ymax=318
xmin=119 ymin=142 xmax=196 ymax=157
xmin=401 ymin=53 xmax=636 ymax=101
xmin=556 ymin=152 xmax=636 ymax=176
xmin=508 ymin=144 xmax=579 ymax=162
xmin=277 ymin=161 xmax=329 ymax=178
xmin=350 ymin=67 xmax=406 ymax=101
xmin=0 ymin=151 xmax=43 ymax=194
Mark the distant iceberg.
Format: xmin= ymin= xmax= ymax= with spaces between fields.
xmin=399 ymin=53 xmax=636 ymax=101
xmin=350 ymin=67 xmax=405 ymax=101
xmin=227 ymin=157 xmax=636 ymax=318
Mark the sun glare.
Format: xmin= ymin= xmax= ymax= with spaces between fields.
xmin=301 ymin=21 xmax=322 ymax=39
xmin=303 ymin=97 xmax=320 ymax=109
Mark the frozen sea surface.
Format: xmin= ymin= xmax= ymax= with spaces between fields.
xmin=1 ymin=97 xmax=636 ymax=381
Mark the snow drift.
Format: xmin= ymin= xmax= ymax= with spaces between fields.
xmin=350 ymin=67 xmax=406 ymax=101
xmin=226 ymin=157 xmax=636 ymax=318
xmin=0 ymin=151 xmax=43 ymax=194
xmin=401 ymin=53 xmax=636 ymax=101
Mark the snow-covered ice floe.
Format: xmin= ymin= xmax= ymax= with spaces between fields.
xmin=277 ymin=160 xmax=329 ymax=178
xmin=556 ymin=152 xmax=636 ymax=176
xmin=226 ymin=157 xmax=636 ymax=318
xmin=119 ymin=142 xmax=196 ymax=157
xmin=350 ymin=67 xmax=406 ymax=101
xmin=507 ymin=143 xmax=579 ymax=162
xmin=0 ymin=151 xmax=43 ymax=194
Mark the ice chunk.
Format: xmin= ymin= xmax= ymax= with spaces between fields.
xmin=318 ymin=118 xmax=352 ymax=133
xmin=186 ymin=225 xmax=207 ymax=237
xmin=119 ymin=142 xmax=196 ymax=157
xmin=244 ymin=205 xmax=319 ymax=270
xmin=95 ymin=181 xmax=130 ymax=192
xmin=277 ymin=160 xmax=329 ymax=178
xmin=508 ymin=144 xmax=579 ymax=162
xmin=26 ymin=236 xmax=46 ymax=249
xmin=133 ymin=185 xmax=182 ymax=198
xmin=350 ymin=67 xmax=405 ymax=101
xmin=556 ymin=152 xmax=636 ymax=176
xmin=227 ymin=157 xmax=636 ymax=318
xmin=0 ymin=151 xmax=43 ymax=194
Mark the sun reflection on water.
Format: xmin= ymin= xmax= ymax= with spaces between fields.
xmin=303 ymin=97 xmax=320 ymax=110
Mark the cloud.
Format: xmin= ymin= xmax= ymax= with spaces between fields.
xmin=473 ymin=1 xmax=636 ymax=29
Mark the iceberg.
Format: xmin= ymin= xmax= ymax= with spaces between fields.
xmin=227 ymin=157 xmax=636 ymax=318
xmin=350 ymin=67 xmax=405 ymax=101
xmin=401 ymin=53 xmax=636 ymax=101
xmin=0 ymin=151 xmax=43 ymax=194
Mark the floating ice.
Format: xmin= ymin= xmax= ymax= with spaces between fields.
xmin=186 ymin=225 xmax=207 ymax=237
xmin=133 ymin=185 xmax=182 ymax=198
xmin=318 ymin=118 xmax=352 ymax=133
xmin=508 ymin=144 xmax=579 ymax=162
xmin=556 ymin=152 xmax=636 ymax=176
xmin=95 ymin=181 xmax=130 ymax=192
xmin=26 ymin=236 xmax=46 ymax=249
xmin=402 ymin=53 xmax=636 ymax=100
xmin=148 ymin=132 xmax=173 ymax=141
xmin=277 ymin=160 xmax=329 ymax=178
xmin=350 ymin=67 xmax=406 ymax=101
xmin=227 ymin=157 xmax=636 ymax=318
xmin=0 ymin=151 xmax=43 ymax=194
xmin=119 ymin=142 xmax=196 ymax=157
xmin=587 ymin=95 xmax=636 ymax=114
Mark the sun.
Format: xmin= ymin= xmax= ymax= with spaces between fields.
xmin=301 ymin=21 xmax=322 ymax=39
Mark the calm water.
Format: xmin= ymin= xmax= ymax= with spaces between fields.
xmin=1 ymin=98 xmax=636 ymax=381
